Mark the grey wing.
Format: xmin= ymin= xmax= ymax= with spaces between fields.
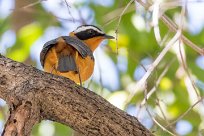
xmin=57 ymin=55 xmax=77 ymax=72
xmin=40 ymin=38 xmax=58 ymax=67
xmin=61 ymin=36 xmax=93 ymax=59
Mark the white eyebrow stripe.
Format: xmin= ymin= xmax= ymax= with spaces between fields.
xmin=74 ymin=26 xmax=104 ymax=34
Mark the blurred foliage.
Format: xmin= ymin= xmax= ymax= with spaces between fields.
xmin=1 ymin=0 xmax=204 ymax=136
xmin=7 ymin=23 xmax=43 ymax=61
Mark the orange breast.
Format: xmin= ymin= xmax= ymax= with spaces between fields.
xmin=59 ymin=55 xmax=94 ymax=83
xmin=43 ymin=44 xmax=94 ymax=83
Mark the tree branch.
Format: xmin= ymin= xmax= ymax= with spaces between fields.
xmin=0 ymin=55 xmax=153 ymax=136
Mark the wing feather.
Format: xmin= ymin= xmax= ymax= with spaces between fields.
xmin=40 ymin=38 xmax=58 ymax=67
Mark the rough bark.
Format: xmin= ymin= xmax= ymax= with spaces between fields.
xmin=0 ymin=54 xmax=153 ymax=136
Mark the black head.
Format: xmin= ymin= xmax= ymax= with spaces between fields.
xmin=73 ymin=25 xmax=114 ymax=40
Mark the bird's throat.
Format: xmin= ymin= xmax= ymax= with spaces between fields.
xmin=84 ymin=37 xmax=103 ymax=52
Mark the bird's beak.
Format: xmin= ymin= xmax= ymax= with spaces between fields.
xmin=103 ymin=34 xmax=115 ymax=39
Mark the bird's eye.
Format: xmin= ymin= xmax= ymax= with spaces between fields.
xmin=88 ymin=30 xmax=93 ymax=34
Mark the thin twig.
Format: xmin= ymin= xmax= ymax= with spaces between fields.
xmin=166 ymin=97 xmax=203 ymax=127
xmin=177 ymin=1 xmax=200 ymax=99
xmin=155 ymin=97 xmax=177 ymax=134
xmin=130 ymin=31 xmax=180 ymax=95
xmin=160 ymin=31 xmax=171 ymax=47
xmin=156 ymin=99 xmax=169 ymax=125
xmin=136 ymin=0 xmax=204 ymax=55
xmin=140 ymin=58 xmax=175 ymax=106
xmin=125 ymin=31 xmax=180 ymax=106
xmin=179 ymin=39 xmax=200 ymax=97
xmin=64 ymin=0 xmax=75 ymax=23
xmin=161 ymin=14 xmax=204 ymax=55
xmin=115 ymin=0 xmax=135 ymax=54
xmin=152 ymin=0 xmax=162 ymax=44
xmin=21 ymin=0 xmax=46 ymax=9
xmin=102 ymin=3 xmax=135 ymax=27
xmin=160 ymin=0 xmax=204 ymax=11
xmin=144 ymin=84 xmax=176 ymax=136
xmin=78 ymin=9 xmax=87 ymax=25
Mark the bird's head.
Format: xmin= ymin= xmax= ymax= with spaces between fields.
xmin=70 ymin=25 xmax=114 ymax=51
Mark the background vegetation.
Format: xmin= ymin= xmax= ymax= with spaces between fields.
xmin=0 ymin=0 xmax=204 ymax=135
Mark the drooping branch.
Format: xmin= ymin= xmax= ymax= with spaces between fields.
xmin=0 ymin=55 xmax=153 ymax=136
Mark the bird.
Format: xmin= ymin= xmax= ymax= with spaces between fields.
xmin=40 ymin=25 xmax=114 ymax=84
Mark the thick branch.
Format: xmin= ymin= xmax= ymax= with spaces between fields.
xmin=2 ymin=101 xmax=39 ymax=136
xmin=0 ymin=55 xmax=153 ymax=136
